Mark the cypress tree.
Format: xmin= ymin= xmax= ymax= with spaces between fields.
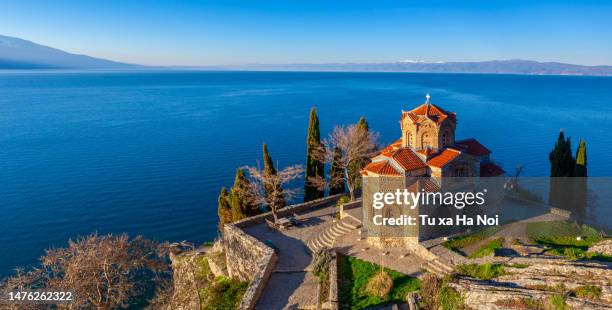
xmin=217 ymin=187 xmax=232 ymax=228
xmin=217 ymin=169 xmax=260 ymax=228
xmin=356 ymin=116 xmax=369 ymax=131
xmin=573 ymin=139 xmax=588 ymax=215
xmin=549 ymin=130 xmax=575 ymax=177
xmin=263 ymin=143 xmax=286 ymax=208
xmin=304 ymin=108 xmax=325 ymax=201
xmin=574 ymin=139 xmax=587 ymax=177
xmin=329 ymin=146 xmax=346 ymax=195
xmin=548 ymin=130 xmax=575 ymax=209
xmin=229 ymin=168 xmax=259 ymax=218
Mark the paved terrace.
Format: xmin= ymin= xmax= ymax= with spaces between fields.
xmin=241 ymin=194 xmax=569 ymax=309
xmin=242 ymin=201 xmax=427 ymax=309
xmin=242 ymin=201 xmax=340 ymax=309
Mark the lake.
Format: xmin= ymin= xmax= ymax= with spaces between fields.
xmin=1 ymin=71 xmax=611 ymax=277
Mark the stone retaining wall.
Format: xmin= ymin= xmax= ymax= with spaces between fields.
xmin=328 ymin=251 xmax=339 ymax=310
xmin=232 ymin=194 xmax=345 ymax=228
xmin=223 ymin=224 xmax=277 ymax=309
xmin=237 ymin=250 xmax=277 ymax=310
xmin=549 ymin=207 xmax=572 ymax=219
xmin=224 ymin=194 xmax=343 ymax=309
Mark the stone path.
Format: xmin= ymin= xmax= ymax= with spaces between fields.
xmin=243 ymin=203 xmax=338 ymax=309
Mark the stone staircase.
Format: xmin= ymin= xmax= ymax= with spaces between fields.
xmin=423 ymin=258 xmax=454 ymax=276
xmin=307 ymin=217 xmax=361 ymax=253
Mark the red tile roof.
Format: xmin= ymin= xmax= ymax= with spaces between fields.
xmin=456 ymin=138 xmax=491 ymax=157
xmin=387 ymin=148 xmax=427 ymax=171
xmin=402 ymin=103 xmax=456 ymax=125
xmin=427 ymin=148 xmax=461 ymax=168
xmin=379 ymin=139 xmax=402 ymax=156
xmin=480 ymin=162 xmax=505 ymax=177
xmin=362 ymin=161 xmax=402 ymax=176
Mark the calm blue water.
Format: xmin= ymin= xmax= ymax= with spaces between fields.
xmin=1 ymin=71 xmax=611 ymax=276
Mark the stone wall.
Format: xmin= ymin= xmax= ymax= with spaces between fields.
xmin=237 ymin=250 xmax=277 ymax=310
xmin=224 ymin=194 xmax=342 ymax=309
xmin=166 ymin=252 xmax=202 ymax=310
xmin=232 ymin=194 xmax=345 ymax=228
xmin=550 ymin=207 xmax=572 ymax=219
xmin=328 ymin=251 xmax=339 ymax=310
xmin=223 ymin=224 xmax=277 ymax=310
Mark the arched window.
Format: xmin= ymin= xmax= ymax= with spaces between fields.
xmin=442 ymin=132 xmax=448 ymax=147
xmin=421 ymin=132 xmax=431 ymax=149
xmin=407 ymin=132 xmax=413 ymax=146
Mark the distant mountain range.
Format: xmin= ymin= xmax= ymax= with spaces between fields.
xmin=1 ymin=34 xmax=612 ymax=75
xmin=0 ymin=35 xmax=137 ymax=69
xmin=215 ymin=60 xmax=612 ymax=76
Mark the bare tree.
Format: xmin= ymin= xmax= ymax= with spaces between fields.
xmin=313 ymin=124 xmax=378 ymax=201
xmin=242 ymin=164 xmax=304 ymax=223
xmin=0 ymin=268 xmax=48 ymax=310
xmin=1 ymin=234 xmax=171 ymax=310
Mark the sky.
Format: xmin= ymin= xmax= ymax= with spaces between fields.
xmin=1 ymin=0 xmax=612 ymax=66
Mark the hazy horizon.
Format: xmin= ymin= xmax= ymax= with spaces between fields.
xmin=1 ymin=1 xmax=611 ymax=67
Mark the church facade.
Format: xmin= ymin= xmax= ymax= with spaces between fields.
xmin=361 ymin=95 xmax=504 ymax=248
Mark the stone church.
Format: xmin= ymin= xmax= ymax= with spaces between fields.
xmin=361 ymin=95 xmax=504 ymax=248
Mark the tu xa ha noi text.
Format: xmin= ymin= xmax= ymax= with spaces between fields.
xmin=370 ymin=188 xmax=500 ymax=227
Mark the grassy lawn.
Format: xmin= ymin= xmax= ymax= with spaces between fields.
xmin=527 ymin=221 xmax=611 ymax=261
xmin=468 ymin=238 xmax=504 ymax=258
xmin=442 ymin=226 xmax=503 ymax=254
xmin=338 ymin=255 xmax=420 ymax=310
xmin=456 ymin=263 xmax=505 ymax=280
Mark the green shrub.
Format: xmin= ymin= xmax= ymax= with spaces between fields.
xmin=469 ymin=238 xmax=504 ymax=258
xmin=192 ymin=253 xmax=248 ymax=309
xmin=573 ymin=285 xmax=602 ymax=300
xmin=200 ymin=276 xmax=248 ymax=310
xmin=456 ymin=263 xmax=505 ymax=280
xmin=193 ymin=255 xmax=214 ymax=283
xmin=437 ymin=286 xmax=464 ymax=310
xmin=337 ymin=195 xmax=350 ymax=206
xmin=546 ymin=294 xmax=569 ymax=310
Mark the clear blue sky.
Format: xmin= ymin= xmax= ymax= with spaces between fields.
xmin=1 ymin=0 xmax=611 ymax=66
